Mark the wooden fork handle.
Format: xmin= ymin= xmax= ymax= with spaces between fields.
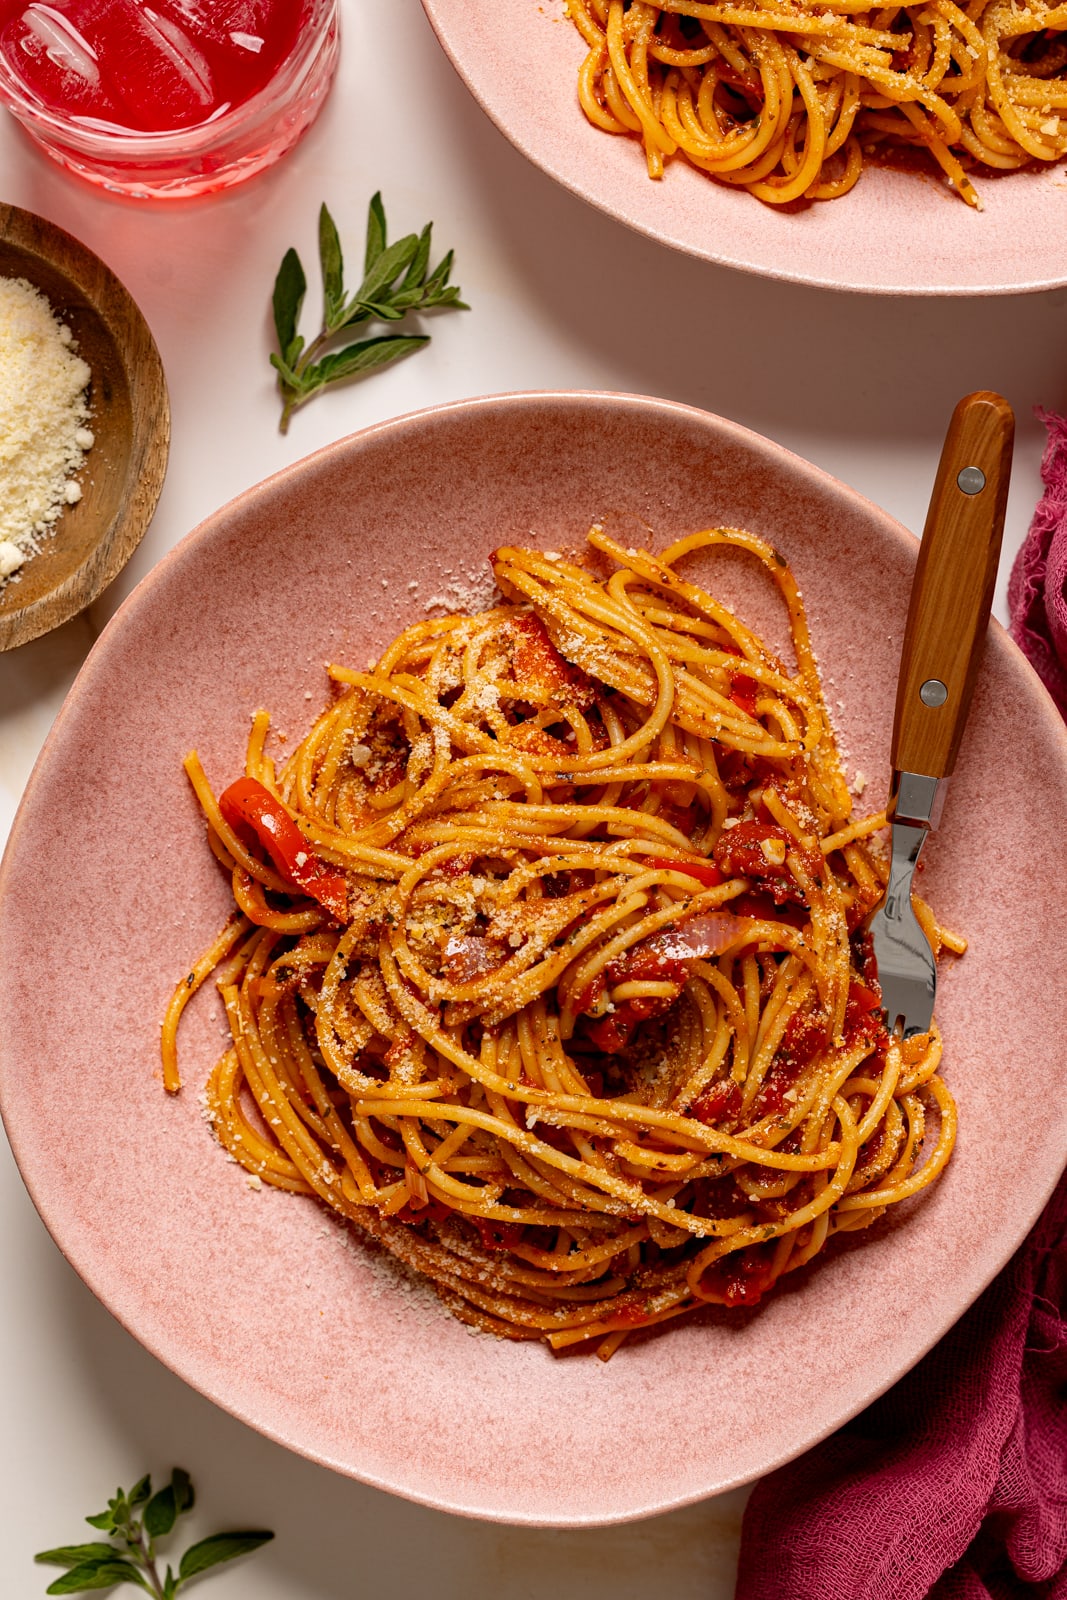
xmin=892 ymin=391 xmax=1014 ymax=781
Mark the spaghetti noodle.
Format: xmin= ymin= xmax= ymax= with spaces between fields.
xmin=565 ymin=0 xmax=1067 ymax=206
xmin=163 ymin=527 xmax=960 ymax=1357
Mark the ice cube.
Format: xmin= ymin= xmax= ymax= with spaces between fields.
xmin=19 ymin=4 xmax=100 ymax=82
xmin=0 ymin=2 xmax=120 ymax=119
xmin=154 ymin=0 xmax=277 ymax=55
xmin=90 ymin=2 xmax=215 ymax=128
xmin=146 ymin=0 xmax=302 ymax=111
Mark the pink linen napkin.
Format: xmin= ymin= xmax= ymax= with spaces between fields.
xmin=1008 ymin=408 xmax=1067 ymax=718
xmin=734 ymin=1171 xmax=1067 ymax=1600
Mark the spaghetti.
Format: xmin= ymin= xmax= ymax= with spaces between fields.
xmin=163 ymin=527 xmax=960 ymax=1357
xmin=565 ymin=0 xmax=1067 ymax=207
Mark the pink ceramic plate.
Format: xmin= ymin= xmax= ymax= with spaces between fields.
xmin=420 ymin=0 xmax=1067 ymax=296
xmin=1 ymin=393 xmax=1066 ymax=1526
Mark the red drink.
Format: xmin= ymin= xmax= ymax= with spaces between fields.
xmin=0 ymin=0 xmax=338 ymax=196
xmin=0 ymin=1 xmax=308 ymax=132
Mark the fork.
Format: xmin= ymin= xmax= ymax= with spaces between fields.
xmin=868 ymin=391 xmax=1014 ymax=1038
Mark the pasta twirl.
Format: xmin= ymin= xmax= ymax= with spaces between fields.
xmin=566 ymin=0 xmax=1067 ymax=207
xmin=163 ymin=528 xmax=960 ymax=1358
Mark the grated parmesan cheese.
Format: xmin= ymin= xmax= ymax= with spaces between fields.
xmin=0 ymin=275 xmax=93 ymax=588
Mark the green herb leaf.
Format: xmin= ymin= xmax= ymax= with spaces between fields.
xmin=424 ymin=247 xmax=455 ymax=294
xmin=84 ymin=1491 xmax=129 ymax=1536
xmin=45 ymin=1560 xmax=149 ymax=1594
xmin=312 ymin=334 xmax=428 ymax=385
xmin=347 ymin=298 xmax=408 ymax=322
xmin=35 ymin=1544 xmax=121 ymax=1569
xmin=271 ymin=193 xmax=468 ymax=431
xmin=365 ymin=190 xmax=387 ymax=272
xmin=37 ymin=1471 xmax=272 ymax=1598
xmin=318 ymin=204 xmax=345 ymax=327
xmin=268 ymin=350 xmax=304 ymax=389
xmin=177 ymin=1532 xmax=275 ymax=1581
xmin=353 ymin=232 xmax=421 ymax=308
xmin=143 ymin=1485 xmax=177 ymax=1540
xmin=379 ymin=287 xmax=426 ymax=312
xmin=401 ymin=222 xmax=432 ymax=291
xmin=171 ymin=1470 xmax=194 ymax=1519
xmin=426 ymin=284 xmax=468 ymax=311
xmin=272 ymin=247 xmax=307 ymax=365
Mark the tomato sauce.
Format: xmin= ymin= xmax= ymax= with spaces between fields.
xmin=471 ymin=1217 xmax=524 ymax=1253
xmin=729 ymin=674 xmax=760 ymax=714
xmin=700 ymin=1242 xmax=777 ymax=1307
xmin=690 ymin=1078 xmax=742 ymax=1124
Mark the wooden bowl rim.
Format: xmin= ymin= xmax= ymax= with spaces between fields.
xmin=0 ymin=203 xmax=170 ymax=653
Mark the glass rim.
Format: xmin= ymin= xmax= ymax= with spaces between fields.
xmin=0 ymin=0 xmax=338 ymax=152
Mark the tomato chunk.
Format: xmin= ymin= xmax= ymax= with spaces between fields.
xmin=778 ymin=1009 xmax=831 ymax=1065
xmin=714 ymin=820 xmax=792 ymax=883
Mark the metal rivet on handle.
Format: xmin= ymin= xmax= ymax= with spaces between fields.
xmin=957 ymin=466 xmax=986 ymax=495
xmin=920 ymin=678 xmax=948 ymax=707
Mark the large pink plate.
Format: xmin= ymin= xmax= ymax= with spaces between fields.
xmin=420 ymin=0 xmax=1067 ymax=296
xmin=1 ymin=393 xmax=1066 ymax=1525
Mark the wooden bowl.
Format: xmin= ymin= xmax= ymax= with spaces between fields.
xmin=0 ymin=204 xmax=169 ymax=652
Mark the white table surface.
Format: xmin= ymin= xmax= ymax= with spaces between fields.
xmin=2 ymin=3 xmax=1065 ymax=1595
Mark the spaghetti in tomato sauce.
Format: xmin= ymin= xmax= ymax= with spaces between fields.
xmin=163 ymin=526 xmax=960 ymax=1357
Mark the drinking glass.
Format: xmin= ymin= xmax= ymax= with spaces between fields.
xmin=0 ymin=0 xmax=340 ymax=199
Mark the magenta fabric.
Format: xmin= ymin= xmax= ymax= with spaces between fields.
xmin=735 ymin=1170 xmax=1067 ymax=1600
xmin=1008 ymin=408 xmax=1067 ymax=718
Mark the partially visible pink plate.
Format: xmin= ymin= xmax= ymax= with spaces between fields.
xmin=1 ymin=393 xmax=1066 ymax=1525
xmin=420 ymin=0 xmax=1067 ymax=296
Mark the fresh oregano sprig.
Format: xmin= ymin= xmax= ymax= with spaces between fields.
xmin=270 ymin=191 xmax=468 ymax=432
xmin=35 ymin=1469 xmax=273 ymax=1596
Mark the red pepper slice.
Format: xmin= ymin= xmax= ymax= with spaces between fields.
xmin=218 ymin=776 xmax=348 ymax=921
xmin=643 ymin=856 xmax=724 ymax=889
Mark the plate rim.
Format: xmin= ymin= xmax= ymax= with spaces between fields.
xmin=3 ymin=388 xmax=1067 ymax=1524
